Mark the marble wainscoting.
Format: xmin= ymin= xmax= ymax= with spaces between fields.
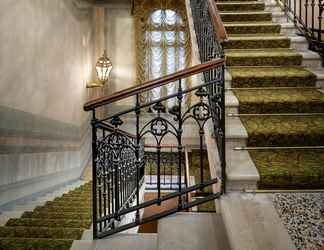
xmin=0 ymin=105 xmax=92 ymax=207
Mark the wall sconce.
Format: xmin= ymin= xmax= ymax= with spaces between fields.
xmin=87 ymin=50 xmax=113 ymax=88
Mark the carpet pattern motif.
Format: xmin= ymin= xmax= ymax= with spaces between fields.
xmin=0 ymin=182 xmax=92 ymax=250
xmin=220 ymin=0 xmax=324 ymax=188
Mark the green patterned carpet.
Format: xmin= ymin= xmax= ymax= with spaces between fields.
xmin=0 ymin=182 xmax=92 ymax=250
xmin=190 ymin=150 xmax=216 ymax=212
xmin=220 ymin=0 xmax=324 ymax=189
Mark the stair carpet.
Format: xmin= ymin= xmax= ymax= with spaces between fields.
xmin=0 ymin=182 xmax=92 ymax=250
xmin=218 ymin=0 xmax=324 ymax=189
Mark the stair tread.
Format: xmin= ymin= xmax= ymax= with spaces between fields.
xmin=224 ymin=36 xmax=291 ymax=49
xmin=225 ymin=49 xmax=302 ymax=66
xmin=221 ymin=11 xmax=271 ymax=14
xmin=228 ymin=35 xmax=288 ymax=40
xmin=217 ymin=1 xmax=265 ymax=11
xmin=6 ymin=218 xmax=91 ymax=229
xmin=229 ymin=33 xmax=283 ymax=37
xmin=158 ymin=213 xmax=231 ymax=250
xmin=21 ymin=210 xmax=91 ymax=220
xmin=228 ymin=66 xmax=316 ymax=78
xmin=0 ymin=226 xmax=83 ymax=239
xmin=224 ymin=22 xmax=277 ymax=26
xmin=249 ymin=149 xmax=324 ymax=188
xmin=220 ymin=193 xmax=296 ymax=250
xmin=0 ymin=237 xmax=73 ymax=250
xmin=225 ymin=48 xmax=297 ymax=53
xmin=240 ymin=115 xmax=324 ymax=146
xmin=217 ymin=1 xmax=265 ymax=6
xmin=234 ymin=89 xmax=324 ymax=113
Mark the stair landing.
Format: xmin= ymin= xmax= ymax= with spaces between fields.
xmin=71 ymin=212 xmax=230 ymax=250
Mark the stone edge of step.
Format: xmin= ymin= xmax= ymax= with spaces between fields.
xmin=220 ymin=193 xmax=297 ymax=250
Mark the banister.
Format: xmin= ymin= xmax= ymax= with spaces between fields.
xmin=97 ymin=121 xmax=137 ymax=139
xmin=83 ymin=58 xmax=224 ymax=111
xmin=207 ymin=0 xmax=228 ymax=42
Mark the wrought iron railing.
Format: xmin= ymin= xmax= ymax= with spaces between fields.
xmin=277 ymin=0 xmax=324 ymax=62
xmin=144 ymin=146 xmax=186 ymax=191
xmin=84 ymin=0 xmax=226 ymax=239
xmin=191 ymin=0 xmax=227 ymax=192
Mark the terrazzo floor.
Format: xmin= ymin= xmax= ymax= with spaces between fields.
xmin=273 ymin=193 xmax=324 ymax=250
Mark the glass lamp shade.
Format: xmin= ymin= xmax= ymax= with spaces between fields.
xmin=95 ymin=50 xmax=113 ymax=83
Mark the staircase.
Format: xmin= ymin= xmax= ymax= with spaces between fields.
xmin=71 ymin=212 xmax=230 ymax=250
xmin=0 ymin=181 xmax=92 ymax=250
xmin=221 ymin=0 xmax=324 ymax=190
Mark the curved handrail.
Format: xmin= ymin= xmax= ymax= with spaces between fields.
xmin=207 ymin=0 xmax=228 ymax=42
xmin=97 ymin=121 xmax=137 ymax=139
xmin=84 ymin=58 xmax=224 ymax=111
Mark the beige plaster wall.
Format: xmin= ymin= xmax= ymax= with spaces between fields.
xmin=0 ymin=0 xmax=93 ymax=126
xmin=0 ymin=0 xmax=94 ymax=206
xmin=104 ymin=5 xmax=137 ymax=111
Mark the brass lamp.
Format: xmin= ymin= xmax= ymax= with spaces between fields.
xmin=87 ymin=50 xmax=113 ymax=88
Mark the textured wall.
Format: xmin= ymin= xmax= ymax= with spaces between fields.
xmin=105 ymin=5 xmax=137 ymax=112
xmin=0 ymin=0 xmax=94 ymax=206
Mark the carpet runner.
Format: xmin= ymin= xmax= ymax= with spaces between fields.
xmin=219 ymin=0 xmax=324 ymax=188
xmin=0 ymin=182 xmax=92 ymax=250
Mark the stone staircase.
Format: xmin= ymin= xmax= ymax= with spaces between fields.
xmin=0 ymin=181 xmax=92 ymax=250
xmin=70 ymin=212 xmax=230 ymax=250
xmin=221 ymin=0 xmax=324 ymax=190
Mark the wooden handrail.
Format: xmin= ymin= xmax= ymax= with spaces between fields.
xmin=208 ymin=0 xmax=228 ymax=42
xmin=84 ymin=58 xmax=224 ymax=111
xmin=97 ymin=121 xmax=137 ymax=139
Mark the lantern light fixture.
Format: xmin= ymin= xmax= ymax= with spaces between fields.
xmin=87 ymin=50 xmax=113 ymax=88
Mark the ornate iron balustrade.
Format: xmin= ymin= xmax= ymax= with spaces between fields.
xmin=84 ymin=0 xmax=226 ymax=238
xmin=144 ymin=147 xmax=186 ymax=190
xmin=278 ymin=0 xmax=324 ymax=63
xmin=191 ymin=0 xmax=227 ymax=192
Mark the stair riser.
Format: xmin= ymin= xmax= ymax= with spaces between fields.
xmin=291 ymin=40 xmax=309 ymax=51
xmin=280 ymin=25 xmax=297 ymax=36
xmin=217 ymin=3 xmax=265 ymax=12
xmin=272 ymin=13 xmax=287 ymax=23
xmin=0 ymin=227 xmax=83 ymax=240
xmin=237 ymin=102 xmax=324 ymax=114
xmin=225 ymin=138 xmax=247 ymax=148
xmin=247 ymin=134 xmax=324 ymax=147
xmin=226 ymin=180 xmax=258 ymax=191
xmin=34 ymin=207 xmax=91 ymax=214
xmin=317 ymin=79 xmax=324 ymax=89
xmin=265 ymin=5 xmax=282 ymax=12
xmin=6 ymin=219 xmax=91 ymax=229
xmin=230 ymin=76 xmax=317 ymax=88
xmin=302 ymin=57 xmax=322 ymax=68
xmin=225 ymin=55 xmax=302 ymax=66
xmin=220 ymin=13 xmax=272 ymax=22
xmin=0 ymin=238 xmax=73 ymax=250
xmin=225 ymin=25 xmax=281 ymax=34
xmin=224 ymin=39 xmax=290 ymax=49
xmin=226 ymin=105 xmax=239 ymax=115
xmin=22 ymin=213 xmax=91 ymax=220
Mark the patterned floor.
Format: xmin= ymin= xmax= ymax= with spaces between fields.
xmin=273 ymin=193 xmax=324 ymax=250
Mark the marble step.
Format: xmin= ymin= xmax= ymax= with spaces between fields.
xmin=225 ymin=116 xmax=248 ymax=148
xmin=157 ymin=213 xmax=230 ymax=250
xmin=224 ymin=36 xmax=291 ymax=49
xmin=216 ymin=1 xmax=265 ymax=11
xmin=225 ymin=48 xmax=303 ymax=67
xmin=225 ymin=141 xmax=259 ymax=191
xmin=220 ymin=11 xmax=272 ymax=22
xmin=71 ymin=234 xmax=157 ymax=250
xmin=220 ymin=193 xmax=297 ymax=250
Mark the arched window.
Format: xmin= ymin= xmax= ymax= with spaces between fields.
xmin=142 ymin=9 xmax=191 ymax=110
